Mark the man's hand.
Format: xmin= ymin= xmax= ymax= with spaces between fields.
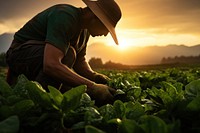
xmin=87 ymin=83 xmax=116 ymax=106
xmin=94 ymin=73 xmax=110 ymax=84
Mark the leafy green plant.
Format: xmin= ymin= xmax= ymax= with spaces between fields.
xmin=1 ymin=67 xmax=200 ymax=133
xmin=0 ymin=115 xmax=19 ymax=133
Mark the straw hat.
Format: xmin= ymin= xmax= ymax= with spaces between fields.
xmin=82 ymin=0 xmax=122 ymax=45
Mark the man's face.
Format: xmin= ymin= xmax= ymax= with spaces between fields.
xmin=88 ymin=16 xmax=109 ymax=37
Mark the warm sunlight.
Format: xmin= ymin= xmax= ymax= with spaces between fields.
xmin=103 ymin=30 xmax=139 ymax=51
xmin=116 ymin=37 xmax=134 ymax=51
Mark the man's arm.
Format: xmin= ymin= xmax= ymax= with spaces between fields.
xmin=43 ymin=43 xmax=95 ymax=88
xmin=43 ymin=43 xmax=116 ymax=106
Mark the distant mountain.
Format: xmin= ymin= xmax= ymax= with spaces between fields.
xmin=86 ymin=43 xmax=200 ymax=65
xmin=0 ymin=33 xmax=14 ymax=53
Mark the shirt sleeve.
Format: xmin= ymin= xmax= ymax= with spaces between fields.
xmin=45 ymin=9 xmax=75 ymax=54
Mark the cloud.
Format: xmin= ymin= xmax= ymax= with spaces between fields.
xmin=0 ymin=0 xmax=84 ymax=20
xmin=117 ymin=0 xmax=200 ymax=35
xmin=0 ymin=0 xmax=85 ymax=34
xmin=0 ymin=0 xmax=199 ymax=43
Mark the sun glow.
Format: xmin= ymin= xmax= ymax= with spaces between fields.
xmin=117 ymin=37 xmax=134 ymax=51
xmin=104 ymin=34 xmax=136 ymax=51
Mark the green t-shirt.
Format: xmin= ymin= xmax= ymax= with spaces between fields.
xmin=14 ymin=4 xmax=90 ymax=55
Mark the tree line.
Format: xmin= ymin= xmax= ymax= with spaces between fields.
xmin=2 ymin=53 xmax=200 ymax=69
xmin=89 ymin=56 xmax=200 ymax=70
xmin=88 ymin=57 xmax=132 ymax=70
xmin=161 ymin=55 xmax=200 ymax=64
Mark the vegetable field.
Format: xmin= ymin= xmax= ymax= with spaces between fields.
xmin=0 ymin=67 xmax=200 ymax=133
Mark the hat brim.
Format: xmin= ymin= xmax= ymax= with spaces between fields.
xmin=83 ymin=0 xmax=119 ymax=45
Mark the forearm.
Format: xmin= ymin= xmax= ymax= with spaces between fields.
xmin=44 ymin=62 xmax=95 ymax=88
xmin=73 ymin=59 xmax=96 ymax=81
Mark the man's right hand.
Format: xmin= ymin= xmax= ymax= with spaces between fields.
xmin=87 ymin=83 xmax=116 ymax=106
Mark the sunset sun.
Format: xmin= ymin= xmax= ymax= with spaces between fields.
xmin=105 ymin=34 xmax=136 ymax=51
xmin=117 ymin=37 xmax=134 ymax=51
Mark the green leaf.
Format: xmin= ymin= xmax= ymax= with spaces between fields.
xmin=126 ymin=86 xmax=141 ymax=100
xmin=125 ymin=102 xmax=145 ymax=120
xmin=71 ymin=121 xmax=85 ymax=130
xmin=173 ymin=82 xmax=184 ymax=93
xmin=186 ymin=96 xmax=200 ymax=111
xmin=13 ymin=74 xmax=30 ymax=99
xmin=162 ymin=82 xmax=178 ymax=98
xmin=48 ymin=86 xmax=63 ymax=107
xmin=185 ymin=79 xmax=200 ymax=100
xmin=62 ymin=85 xmax=86 ymax=112
xmin=113 ymin=100 xmax=125 ymax=119
xmin=107 ymin=118 xmax=122 ymax=125
xmin=99 ymin=104 xmax=116 ymax=121
xmin=0 ymin=115 xmax=19 ymax=133
xmin=84 ymin=107 xmax=102 ymax=124
xmin=80 ymin=93 xmax=94 ymax=107
xmin=85 ymin=125 xmax=106 ymax=133
xmin=145 ymin=88 xmax=163 ymax=104
xmin=26 ymin=81 xmax=52 ymax=108
xmin=12 ymin=99 xmax=34 ymax=115
xmin=0 ymin=77 xmax=13 ymax=97
xmin=118 ymin=119 xmax=144 ymax=133
xmin=139 ymin=115 xmax=168 ymax=133
xmin=149 ymin=87 xmax=173 ymax=107
xmin=158 ymin=90 xmax=173 ymax=107
xmin=7 ymin=95 xmax=24 ymax=105
xmin=114 ymin=89 xmax=125 ymax=96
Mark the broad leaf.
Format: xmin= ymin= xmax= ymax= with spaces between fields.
xmin=118 ymin=119 xmax=144 ymax=133
xmin=113 ymin=100 xmax=125 ymax=119
xmin=12 ymin=99 xmax=34 ymax=115
xmin=84 ymin=107 xmax=102 ymax=124
xmin=13 ymin=74 xmax=29 ymax=99
xmin=185 ymin=79 xmax=200 ymax=100
xmin=139 ymin=115 xmax=168 ymax=133
xmin=62 ymin=85 xmax=86 ymax=112
xmin=0 ymin=115 xmax=19 ymax=133
xmin=80 ymin=93 xmax=94 ymax=107
xmin=162 ymin=82 xmax=178 ymax=98
xmin=85 ymin=125 xmax=106 ymax=133
xmin=26 ymin=81 xmax=52 ymax=109
xmin=186 ymin=96 xmax=200 ymax=111
xmin=99 ymin=104 xmax=116 ymax=121
xmin=6 ymin=95 xmax=24 ymax=105
xmin=48 ymin=86 xmax=63 ymax=108
xmin=125 ymin=102 xmax=145 ymax=120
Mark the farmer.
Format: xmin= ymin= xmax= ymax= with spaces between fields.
xmin=6 ymin=0 xmax=122 ymax=105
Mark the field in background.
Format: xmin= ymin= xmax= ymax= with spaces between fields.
xmin=1 ymin=63 xmax=200 ymax=80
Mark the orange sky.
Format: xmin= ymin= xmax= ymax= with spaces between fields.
xmin=0 ymin=0 xmax=200 ymax=64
